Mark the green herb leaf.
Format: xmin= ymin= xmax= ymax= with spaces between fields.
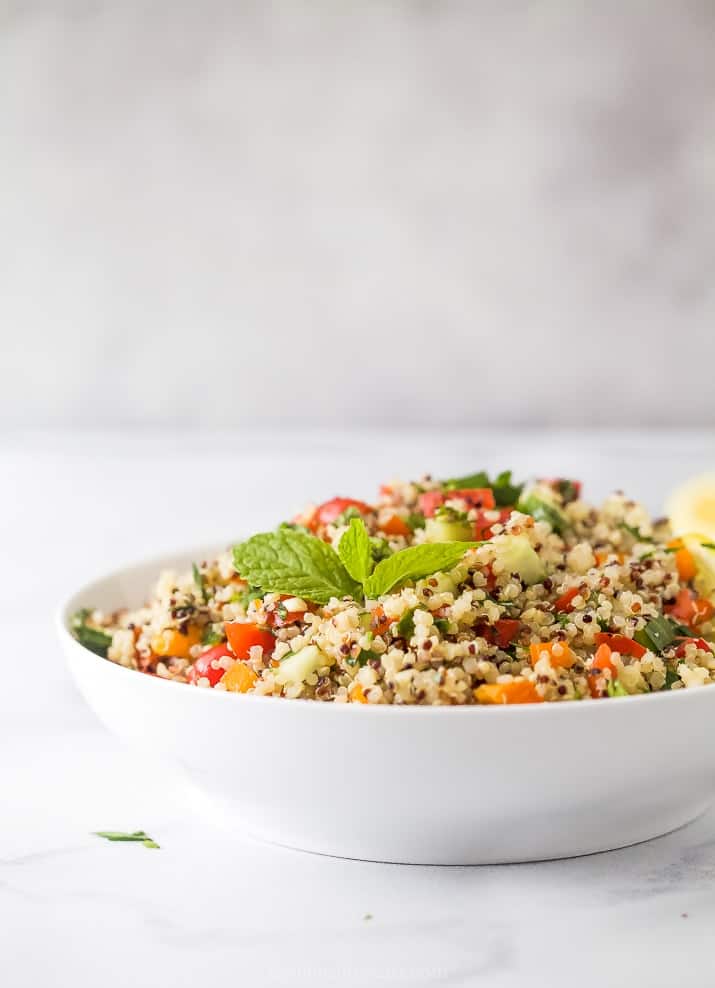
xmin=363 ymin=542 xmax=477 ymax=598
xmin=334 ymin=505 xmax=364 ymax=527
xmin=202 ymin=626 xmax=224 ymax=646
xmin=634 ymin=615 xmax=679 ymax=653
xmin=94 ymin=830 xmax=159 ymax=848
xmin=356 ymin=648 xmax=380 ymax=666
xmin=517 ymin=493 xmax=567 ymax=535
xmin=620 ymin=522 xmax=654 ymax=544
xmin=233 ymin=530 xmax=360 ymax=605
xmin=338 ymin=518 xmax=374 ymax=584
xmin=663 ymin=666 xmax=682 ymax=689
xmin=71 ymin=610 xmax=113 ymax=657
xmin=192 ymin=563 xmax=207 ymax=603
xmin=490 ymin=470 xmax=525 ymax=507
xmin=234 ymin=585 xmax=264 ymax=609
xmin=433 ymin=617 xmax=450 ymax=634
xmin=443 ymin=469 xmax=523 ymax=507
xmin=701 ymin=542 xmax=715 ymax=551
xmin=396 ymin=608 xmax=416 ymax=639
xmin=444 ymin=470 xmax=488 ymax=490
xmin=553 ymin=478 xmax=580 ymax=504
xmin=405 ymin=513 xmax=426 ymax=531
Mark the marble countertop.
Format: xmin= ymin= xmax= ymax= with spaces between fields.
xmin=3 ymin=429 xmax=715 ymax=987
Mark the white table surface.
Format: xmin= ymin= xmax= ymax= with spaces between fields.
xmin=3 ymin=428 xmax=715 ymax=988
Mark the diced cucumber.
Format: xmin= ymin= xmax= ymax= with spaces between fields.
xmin=424 ymin=516 xmax=473 ymax=543
xmin=415 ymin=571 xmax=458 ymax=596
xmin=494 ymin=534 xmax=546 ymax=585
xmin=274 ymin=644 xmax=334 ymax=686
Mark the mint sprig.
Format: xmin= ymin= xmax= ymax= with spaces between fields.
xmin=233 ymin=529 xmax=361 ymax=604
xmin=363 ymin=540 xmax=478 ymax=597
xmin=232 ymin=524 xmax=478 ymax=605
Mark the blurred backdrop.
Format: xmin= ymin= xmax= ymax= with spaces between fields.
xmin=2 ymin=1 xmax=714 ymax=430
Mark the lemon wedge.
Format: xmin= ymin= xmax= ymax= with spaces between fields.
xmin=666 ymin=474 xmax=715 ymax=541
xmin=680 ymin=534 xmax=715 ymax=598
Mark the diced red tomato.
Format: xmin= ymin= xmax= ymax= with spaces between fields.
xmin=666 ymin=589 xmax=715 ymax=628
xmin=473 ymin=508 xmax=512 ymax=540
xmin=483 ymin=563 xmax=498 ymax=592
xmin=315 ymin=497 xmax=373 ymax=526
xmin=553 ymin=587 xmax=581 ymax=614
xmin=675 ymin=637 xmax=712 ymax=658
xmin=594 ymin=632 xmax=646 ymax=659
xmin=224 ymin=621 xmax=276 ymax=660
xmin=381 ymin=514 xmax=412 ymax=537
xmin=478 ymin=618 xmax=522 ymax=648
xmin=418 ymin=488 xmax=495 ymax=517
xmin=187 ymin=644 xmax=233 ymax=686
xmin=417 ymin=490 xmax=447 ymax=517
xmin=587 ymin=643 xmax=618 ymax=698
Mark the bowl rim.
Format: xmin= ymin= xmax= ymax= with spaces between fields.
xmin=56 ymin=542 xmax=715 ymax=718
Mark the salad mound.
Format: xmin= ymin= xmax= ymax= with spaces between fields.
xmin=71 ymin=470 xmax=715 ymax=705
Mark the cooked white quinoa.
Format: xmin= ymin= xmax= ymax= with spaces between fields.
xmin=72 ymin=473 xmax=715 ymax=705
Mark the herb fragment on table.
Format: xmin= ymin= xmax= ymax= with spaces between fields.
xmin=94 ymin=830 xmax=160 ymax=849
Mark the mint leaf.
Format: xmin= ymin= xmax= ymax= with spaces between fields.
xmin=233 ymin=529 xmax=360 ymax=604
xmin=338 ymin=518 xmax=374 ymax=584
xmin=363 ymin=542 xmax=477 ymax=597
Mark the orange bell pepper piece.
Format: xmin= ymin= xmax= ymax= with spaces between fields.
xmin=475 ymin=680 xmax=543 ymax=704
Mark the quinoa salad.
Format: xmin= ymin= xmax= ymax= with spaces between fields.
xmin=71 ymin=470 xmax=715 ymax=705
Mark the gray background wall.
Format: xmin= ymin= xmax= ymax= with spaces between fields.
xmin=2 ymin=1 xmax=714 ymax=430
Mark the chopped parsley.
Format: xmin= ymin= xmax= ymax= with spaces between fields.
xmin=620 ymin=522 xmax=654 ymax=543
xmin=396 ymin=608 xmax=417 ymax=639
xmin=634 ymin=615 xmax=680 ymax=653
xmin=71 ymin=609 xmax=113 ymax=657
xmin=443 ymin=469 xmax=524 ymax=507
xmin=356 ymin=648 xmax=380 ymax=666
xmin=201 ymin=626 xmax=225 ymax=646
xmin=192 ymin=563 xmax=207 ymax=603
xmin=334 ymin=506 xmax=364 ymax=527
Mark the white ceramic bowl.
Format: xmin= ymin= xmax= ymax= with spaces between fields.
xmin=58 ymin=546 xmax=715 ymax=864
